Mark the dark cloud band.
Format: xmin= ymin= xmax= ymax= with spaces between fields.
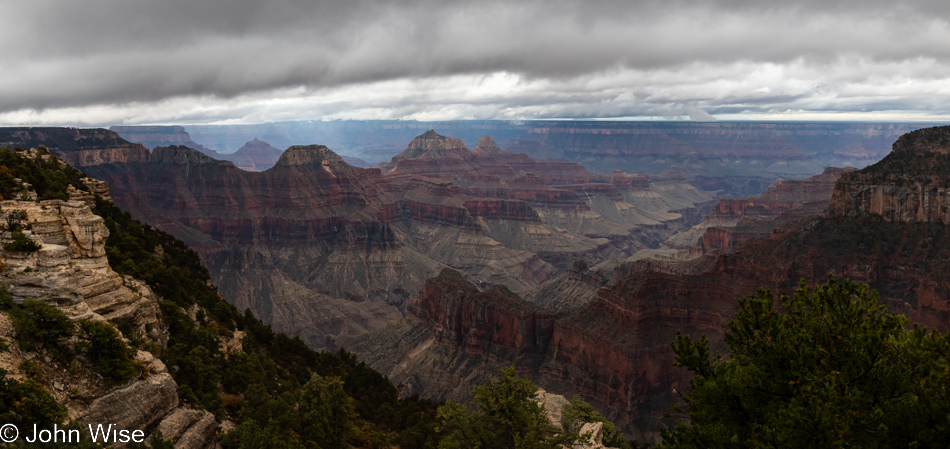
xmin=2 ymin=0 xmax=949 ymax=123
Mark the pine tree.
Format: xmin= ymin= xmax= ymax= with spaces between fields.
xmin=661 ymin=277 xmax=950 ymax=448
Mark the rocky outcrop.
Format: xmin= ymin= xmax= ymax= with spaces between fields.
xmin=535 ymin=388 xmax=619 ymax=449
xmin=0 ymin=198 xmax=161 ymax=339
xmin=520 ymin=261 xmax=610 ymax=312
xmin=471 ymin=135 xmax=507 ymax=157
xmin=155 ymin=408 xmax=218 ymax=449
xmin=0 ymin=170 xmax=218 ymax=448
xmin=111 ymin=126 xmax=284 ymax=171
xmin=668 ymin=167 xmax=855 ymax=254
xmin=76 ymin=373 xmax=180 ymax=433
xmin=382 ymin=131 xmax=605 ymax=186
xmin=407 ymin=269 xmax=557 ymax=366
xmin=829 ymin=125 xmax=950 ymax=223
xmin=0 ymin=128 xmax=150 ymax=167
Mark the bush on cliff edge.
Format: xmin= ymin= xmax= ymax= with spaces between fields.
xmin=661 ymin=277 xmax=950 ymax=448
xmin=437 ymin=366 xmax=582 ymax=449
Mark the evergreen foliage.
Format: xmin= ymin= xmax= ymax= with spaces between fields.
xmin=0 ymin=283 xmax=13 ymax=310
xmin=660 ymin=277 xmax=950 ymax=448
xmin=76 ymin=319 xmax=136 ymax=383
xmin=297 ymin=374 xmax=352 ymax=448
xmin=0 ymin=368 xmax=67 ymax=430
xmin=562 ymin=396 xmax=632 ymax=449
xmin=4 ymin=228 xmax=41 ymax=252
xmin=0 ymin=146 xmax=89 ymax=201
xmin=4 ymin=211 xmax=42 ymax=252
xmin=9 ymin=299 xmax=74 ymax=353
xmin=437 ymin=366 xmax=581 ymax=449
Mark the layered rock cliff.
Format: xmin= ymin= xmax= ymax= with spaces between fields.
xmin=828 ymin=125 xmax=950 ymax=223
xmin=382 ymin=132 xmax=605 ymax=186
xmin=112 ymin=126 xmax=289 ymax=171
xmin=0 ymin=175 xmax=217 ymax=448
xmin=0 ymin=146 xmax=444 ymax=448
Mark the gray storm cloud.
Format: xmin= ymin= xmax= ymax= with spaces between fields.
xmin=2 ymin=0 xmax=950 ymax=124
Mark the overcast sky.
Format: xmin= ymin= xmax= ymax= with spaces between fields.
xmin=2 ymin=0 xmax=950 ymax=125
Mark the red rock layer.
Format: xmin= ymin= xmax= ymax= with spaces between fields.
xmin=697 ymin=166 xmax=855 ymax=253
xmin=407 ymin=269 xmax=556 ymax=365
xmin=829 ymin=125 xmax=950 ymax=223
xmin=0 ymin=128 xmax=150 ymax=166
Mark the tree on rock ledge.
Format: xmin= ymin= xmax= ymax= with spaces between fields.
xmin=437 ymin=366 xmax=581 ymax=449
xmin=660 ymin=277 xmax=950 ymax=448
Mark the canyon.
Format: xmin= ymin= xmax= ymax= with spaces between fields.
xmin=8 ymin=124 xmax=943 ymax=442
xmin=354 ymin=125 xmax=950 ymax=441
xmin=0 ymin=127 xmax=716 ymax=352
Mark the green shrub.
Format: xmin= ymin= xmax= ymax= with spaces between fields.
xmin=298 ymin=374 xmax=353 ymax=449
xmin=562 ymin=396 xmax=631 ymax=449
xmin=4 ymin=229 xmax=41 ymax=252
xmin=0 ymin=148 xmax=89 ymax=201
xmin=20 ymin=359 xmax=43 ymax=380
xmin=10 ymin=299 xmax=74 ymax=352
xmin=437 ymin=366 xmax=582 ymax=449
xmin=0 ymin=283 xmax=12 ymax=310
xmin=77 ymin=319 xmax=136 ymax=383
xmin=0 ymin=368 xmax=67 ymax=429
xmin=4 ymin=211 xmax=42 ymax=252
